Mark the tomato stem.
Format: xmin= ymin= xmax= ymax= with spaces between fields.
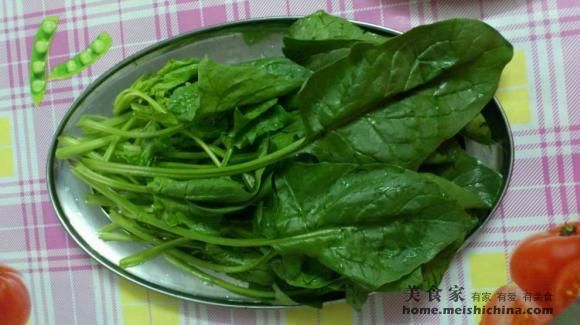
xmin=559 ymin=223 xmax=577 ymax=236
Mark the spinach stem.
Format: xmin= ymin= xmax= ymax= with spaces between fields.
xmin=208 ymin=145 xmax=226 ymax=157
xmin=179 ymin=249 xmax=276 ymax=274
xmin=78 ymin=113 xmax=132 ymax=127
xmin=56 ymin=135 xmax=116 ymax=159
xmin=103 ymin=117 xmax=137 ymax=161
xmin=126 ymin=175 xmax=141 ymax=184
xmin=73 ymin=164 xmax=343 ymax=248
xmin=98 ymin=223 xmax=120 ymax=233
xmin=99 ymin=232 xmax=139 ymax=241
xmin=155 ymin=162 xmax=213 ymax=169
xmin=183 ymin=130 xmax=221 ymax=166
xmin=74 ymin=163 xmax=148 ymax=193
xmin=221 ymin=148 xmax=233 ymax=167
xmin=84 ymin=193 xmax=115 ymax=207
xmin=162 ymin=151 xmax=213 ymax=160
xmin=113 ymin=89 xmax=166 ymax=115
xmin=107 ymin=211 xmax=276 ymax=300
xmin=80 ymin=138 xmax=306 ymax=179
xmin=163 ymin=151 xmax=256 ymax=164
xmin=120 ymin=237 xmax=191 ymax=268
xmin=165 ymin=254 xmax=276 ymax=299
xmin=78 ymin=118 xmax=182 ymax=138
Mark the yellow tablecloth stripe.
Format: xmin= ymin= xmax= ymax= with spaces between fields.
xmin=120 ymin=279 xmax=180 ymax=325
xmin=469 ymin=253 xmax=509 ymax=323
xmin=0 ymin=116 xmax=14 ymax=177
xmin=496 ymin=50 xmax=531 ymax=124
xmin=286 ymin=302 xmax=354 ymax=325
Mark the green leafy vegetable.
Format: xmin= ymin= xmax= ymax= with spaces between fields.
xmin=195 ymin=57 xmax=310 ymax=121
xmin=294 ymin=17 xmax=513 ymax=137
xmin=283 ymin=10 xmax=387 ymax=66
xmin=302 ymin=31 xmax=513 ymax=169
xmin=55 ymin=12 xmax=512 ymax=309
xmin=147 ymin=176 xmax=254 ymax=203
xmin=232 ymin=105 xmax=294 ymax=149
xmin=258 ymin=162 xmax=475 ymax=289
xmin=422 ymin=142 xmax=504 ymax=207
xmin=168 ymin=83 xmax=199 ymax=122
xmin=461 ymin=113 xmax=494 ymax=144
xmin=271 ymin=255 xmax=339 ymax=289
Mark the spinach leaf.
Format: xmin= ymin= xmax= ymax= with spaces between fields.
xmin=271 ymin=255 xmax=338 ymax=289
xmin=345 ymin=283 xmax=371 ymax=311
xmin=113 ymin=125 xmax=170 ymax=166
xmin=132 ymin=58 xmax=198 ymax=95
xmin=147 ymin=176 xmax=254 ymax=203
xmin=259 ymin=162 xmax=469 ymax=236
xmin=259 ymin=162 xmax=474 ymax=289
xmin=224 ymin=98 xmax=279 ymax=148
xmin=196 ymin=57 xmax=310 ymax=121
xmin=424 ymin=143 xmax=504 ymax=207
xmin=283 ymin=10 xmax=387 ymax=65
xmin=237 ymin=99 xmax=279 ymax=125
xmin=421 ymin=173 xmax=489 ymax=209
xmin=294 ymin=18 xmax=513 ymax=137
xmin=152 ymin=196 xmax=222 ymax=235
xmin=150 ymin=59 xmax=198 ymax=96
xmin=378 ymin=268 xmax=424 ymax=292
xmin=418 ymin=239 xmax=463 ymax=291
xmin=461 ymin=113 xmax=494 ymax=145
xmin=272 ymin=204 xmax=472 ymax=290
xmin=167 ymin=83 xmax=199 ymax=122
xmin=204 ymin=245 xmax=275 ymax=286
xmin=269 ymin=112 xmax=305 ymax=150
xmin=240 ymin=57 xmax=312 ymax=82
xmin=152 ymin=195 xmax=234 ymax=219
xmin=272 ymin=283 xmax=298 ymax=305
xmin=131 ymin=102 xmax=180 ymax=126
xmin=301 ymin=47 xmax=351 ymax=71
xmin=303 ymin=30 xmax=513 ymax=169
xmin=232 ymin=105 xmax=295 ymax=149
xmin=274 ymin=280 xmax=344 ymax=308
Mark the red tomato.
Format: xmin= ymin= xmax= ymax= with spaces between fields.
xmin=510 ymin=222 xmax=580 ymax=296
xmin=552 ymin=259 xmax=580 ymax=314
xmin=480 ymin=283 xmax=553 ymax=325
xmin=0 ymin=265 xmax=31 ymax=325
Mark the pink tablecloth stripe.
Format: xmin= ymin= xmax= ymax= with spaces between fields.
xmin=1 ymin=0 xmax=579 ymax=324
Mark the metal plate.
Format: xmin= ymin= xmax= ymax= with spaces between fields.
xmin=46 ymin=17 xmax=514 ymax=308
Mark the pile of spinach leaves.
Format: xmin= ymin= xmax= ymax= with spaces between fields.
xmin=57 ymin=11 xmax=513 ymax=308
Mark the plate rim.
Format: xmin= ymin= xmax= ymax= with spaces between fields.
xmin=46 ymin=15 xmax=515 ymax=309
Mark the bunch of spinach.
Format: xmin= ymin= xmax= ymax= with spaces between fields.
xmin=56 ymin=11 xmax=513 ymax=308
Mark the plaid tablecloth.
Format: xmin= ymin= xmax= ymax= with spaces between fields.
xmin=1 ymin=0 xmax=578 ymax=324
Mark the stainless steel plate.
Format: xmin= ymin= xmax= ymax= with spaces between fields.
xmin=47 ymin=17 xmax=514 ymax=308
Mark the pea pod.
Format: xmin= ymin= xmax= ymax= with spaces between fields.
xmin=29 ymin=16 xmax=59 ymax=107
xmin=49 ymin=32 xmax=112 ymax=80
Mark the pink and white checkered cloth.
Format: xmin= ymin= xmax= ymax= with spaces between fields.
xmin=1 ymin=1 xmax=578 ymax=324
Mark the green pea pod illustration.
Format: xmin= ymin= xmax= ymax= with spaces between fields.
xmin=50 ymin=32 xmax=112 ymax=80
xmin=29 ymin=16 xmax=59 ymax=107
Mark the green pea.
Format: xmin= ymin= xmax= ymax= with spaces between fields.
xmin=31 ymin=79 xmax=46 ymax=93
xmin=50 ymin=32 xmax=112 ymax=80
xmin=30 ymin=16 xmax=59 ymax=107
xmin=90 ymin=39 xmax=105 ymax=54
xmin=79 ymin=51 xmax=92 ymax=65
xmin=34 ymin=40 xmax=49 ymax=53
xmin=41 ymin=20 xmax=57 ymax=34
xmin=32 ymin=61 xmax=45 ymax=75
xmin=66 ymin=60 xmax=79 ymax=72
